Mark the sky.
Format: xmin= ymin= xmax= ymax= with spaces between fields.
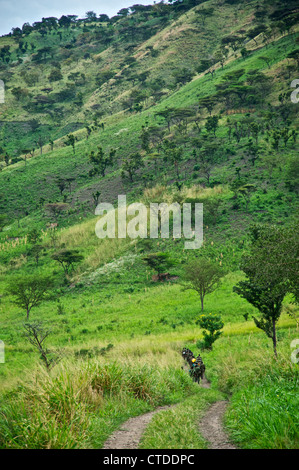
xmin=0 ymin=0 xmax=156 ymax=36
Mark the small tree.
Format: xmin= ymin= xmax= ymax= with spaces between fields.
xmin=162 ymin=140 xmax=183 ymax=187
xmin=121 ymin=153 xmax=144 ymax=182
xmin=45 ymin=203 xmax=69 ymax=224
xmin=8 ymin=275 xmax=53 ymax=320
xmin=183 ymin=258 xmax=225 ymax=311
xmin=29 ymin=244 xmax=45 ymax=266
xmin=36 ymin=136 xmax=44 ymax=156
xmin=56 ymin=178 xmax=66 ymax=196
xmin=205 ymin=115 xmax=219 ymax=136
xmin=203 ymin=197 xmax=223 ymax=225
xmin=89 ymin=146 xmax=116 ymax=178
xmin=196 ymin=313 xmax=224 ymax=350
xmin=237 ymin=183 xmax=256 ymax=212
xmin=143 ymin=252 xmax=176 ymax=281
xmin=0 ymin=214 xmax=8 ymax=232
xmin=92 ymin=190 xmax=101 ymax=207
xmin=27 ymin=228 xmax=41 ymax=245
xmin=48 ymin=68 xmax=63 ymax=82
xmin=52 ymin=249 xmax=84 ymax=276
xmin=47 ymin=224 xmax=58 ymax=247
xmin=23 ymin=321 xmax=59 ymax=370
xmin=233 ymin=224 xmax=298 ymax=357
xmin=65 ymin=134 xmax=76 ymax=154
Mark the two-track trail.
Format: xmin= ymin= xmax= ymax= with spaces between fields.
xmin=197 ymin=377 xmax=237 ymax=449
xmin=102 ymin=406 xmax=172 ymax=450
xmin=198 ymin=400 xmax=237 ymax=449
xmin=102 ymin=376 xmax=236 ymax=450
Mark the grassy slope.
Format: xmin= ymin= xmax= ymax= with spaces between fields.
xmin=1 ymin=33 xmax=297 ymax=235
xmin=1 ymin=0 xmax=297 ymax=222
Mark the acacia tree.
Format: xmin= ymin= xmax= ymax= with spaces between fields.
xmin=195 ymin=141 xmax=218 ymax=185
xmin=205 ymin=115 xmax=219 ymax=136
xmin=195 ymin=8 xmax=214 ymax=25
xmin=45 ymin=203 xmax=69 ymax=225
xmin=237 ymin=183 xmax=256 ymax=212
xmin=23 ymin=321 xmax=58 ymax=369
xmin=143 ymin=252 xmax=176 ymax=281
xmin=52 ymin=249 xmax=84 ymax=276
xmin=89 ymin=146 xmax=116 ymax=177
xmin=162 ymin=140 xmax=183 ymax=188
xmin=183 ymin=258 xmax=225 ymax=311
xmin=27 ymin=228 xmax=42 ymax=245
xmin=233 ymin=224 xmax=299 ymax=357
xmin=121 ymin=153 xmax=144 ymax=182
xmin=258 ymin=56 xmax=271 ymax=69
xmin=0 ymin=214 xmax=8 ymax=232
xmin=65 ymin=134 xmax=76 ymax=154
xmin=199 ymin=96 xmax=217 ymax=116
xmin=8 ymin=275 xmax=53 ymax=320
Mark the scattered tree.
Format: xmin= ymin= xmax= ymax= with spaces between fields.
xmin=45 ymin=203 xmax=69 ymax=224
xmin=23 ymin=321 xmax=59 ymax=369
xmin=27 ymin=228 xmax=41 ymax=245
xmin=143 ymin=252 xmax=176 ymax=281
xmin=196 ymin=313 xmax=224 ymax=350
xmin=233 ymin=224 xmax=298 ymax=357
xmin=121 ymin=153 xmax=144 ymax=182
xmin=65 ymin=134 xmax=76 ymax=154
xmin=52 ymin=249 xmax=84 ymax=276
xmin=89 ymin=146 xmax=116 ymax=177
xmin=183 ymin=258 xmax=225 ymax=311
xmin=8 ymin=275 xmax=53 ymax=320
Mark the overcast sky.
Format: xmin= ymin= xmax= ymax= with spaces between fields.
xmin=0 ymin=0 xmax=155 ymax=37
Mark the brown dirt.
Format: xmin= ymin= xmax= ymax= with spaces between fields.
xmin=102 ymin=406 xmax=172 ymax=450
xmin=199 ymin=401 xmax=237 ymax=449
xmin=200 ymin=375 xmax=211 ymax=389
xmin=102 ymin=373 xmax=236 ymax=450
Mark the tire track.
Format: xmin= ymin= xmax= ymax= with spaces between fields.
xmin=199 ymin=400 xmax=237 ymax=449
xmin=103 ymin=374 xmax=236 ymax=450
xmin=102 ymin=406 xmax=172 ymax=449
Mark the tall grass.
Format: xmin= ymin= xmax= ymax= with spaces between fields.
xmin=225 ymin=372 xmax=299 ymax=449
xmin=142 ymin=183 xmax=229 ymax=205
xmin=191 ymin=329 xmax=299 ymax=449
xmin=0 ymin=359 xmax=194 ymax=449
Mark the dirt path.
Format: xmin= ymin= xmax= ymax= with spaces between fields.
xmin=200 ymin=375 xmax=211 ymax=389
xmin=199 ymin=400 xmax=237 ymax=449
xmin=103 ymin=374 xmax=236 ymax=450
xmin=102 ymin=406 xmax=172 ymax=449
xmin=199 ymin=376 xmax=237 ymax=449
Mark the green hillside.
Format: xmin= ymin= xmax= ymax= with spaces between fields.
xmin=0 ymin=0 xmax=298 ymax=450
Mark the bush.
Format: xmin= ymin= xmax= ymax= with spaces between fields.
xmin=196 ymin=313 xmax=224 ymax=350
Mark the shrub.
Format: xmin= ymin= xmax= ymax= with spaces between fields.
xmin=196 ymin=313 xmax=224 ymax=350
